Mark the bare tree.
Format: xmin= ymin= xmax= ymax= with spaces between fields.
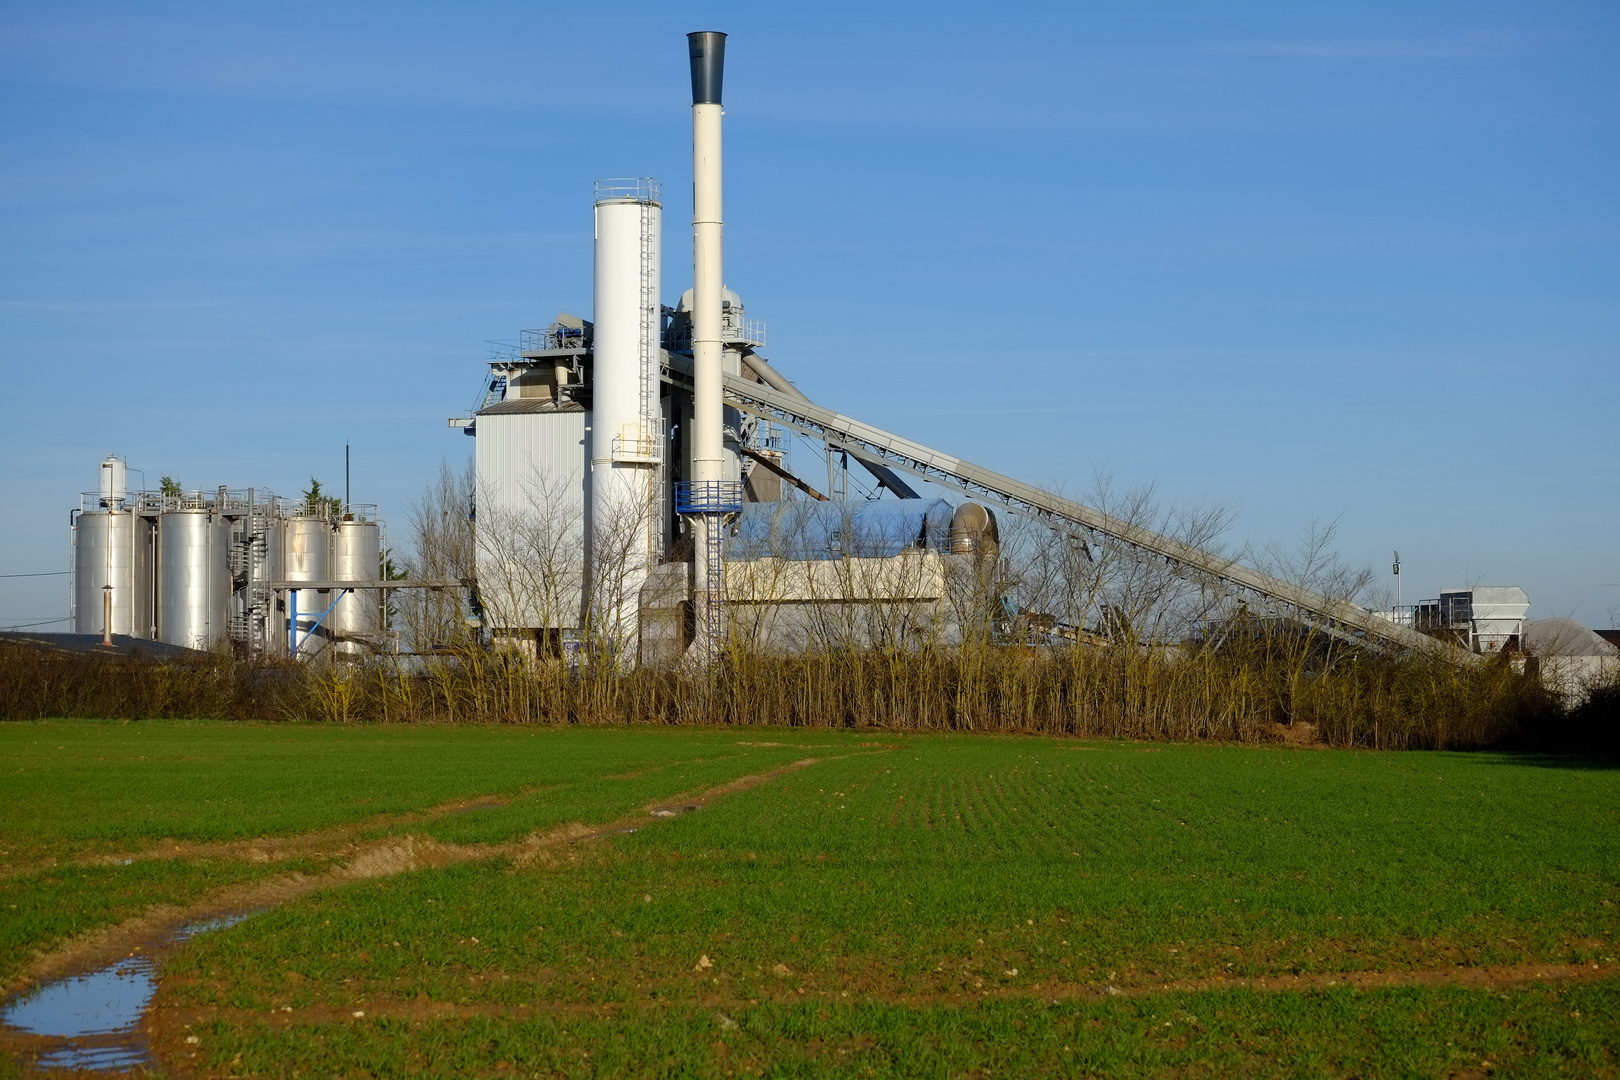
xmin=398 ymin=459 xmax=476 ymax=655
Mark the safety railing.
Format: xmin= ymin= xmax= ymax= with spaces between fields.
xmin=521 ymin=324 xmax=590 ymax=353
xmin=662 ymin=318 xmax=767 ymax=353
xmin=674 ymin=481 xmax=744 ymax=514
xmin=593 ymin=177 xmax=662 ymax=204
xmin=611 ymin=426 xmax=664 ymax=464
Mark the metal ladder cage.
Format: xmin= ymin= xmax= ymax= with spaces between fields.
xmin=675 ymin=481 xmax=744 ymax=657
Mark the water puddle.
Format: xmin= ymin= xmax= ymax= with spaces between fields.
xmin=2 ymin=914 xmax=247 ymax=1073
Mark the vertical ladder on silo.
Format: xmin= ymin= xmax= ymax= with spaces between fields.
xmin=639 ymin=198 xmax=665 ymax=553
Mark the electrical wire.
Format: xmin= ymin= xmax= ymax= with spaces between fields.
xmin=1 ymin=617 xmax=70 ymax=630
xmin=0 ymin=571 xmax=69 ymax=579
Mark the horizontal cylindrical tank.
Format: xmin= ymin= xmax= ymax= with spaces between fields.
xmin=157 ymin=510 xmax=230 ymax=650
xmin=327 ymin=519 xmax=380 ymax=655
xmin=283 ymin=516 xmax=331 ymax=658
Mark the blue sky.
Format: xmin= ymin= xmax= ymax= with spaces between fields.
xmin=1 ymin=1 xmax=1616 ymax=630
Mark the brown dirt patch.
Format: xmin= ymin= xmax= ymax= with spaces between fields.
xmin=0 ymin=789 xmax=552 ymax=883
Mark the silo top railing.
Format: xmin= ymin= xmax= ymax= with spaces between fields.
xmin=593 ymin=177 xmax=662 ymax=204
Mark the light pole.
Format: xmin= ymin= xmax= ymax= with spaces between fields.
xmin=1392 ymin=550 xmax=1403 ymax=623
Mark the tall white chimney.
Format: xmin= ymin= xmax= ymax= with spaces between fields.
xmin=688 ymin=31 xmax=726 ymax=491
xmin=684 ymin=30 xmax=737 ymax=662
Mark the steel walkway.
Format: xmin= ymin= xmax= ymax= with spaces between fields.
xmin=662 ymin=353 xmax=1471 ymax=661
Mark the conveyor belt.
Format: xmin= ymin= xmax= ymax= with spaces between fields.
xmin=663 ymin=354 xmax=1471 ymax=661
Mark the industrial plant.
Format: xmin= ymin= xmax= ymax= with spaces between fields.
xmin=68 ymin=455 xmax=385 ymax=658
xmin=64 ymin=32 xmax=1555 ymax=673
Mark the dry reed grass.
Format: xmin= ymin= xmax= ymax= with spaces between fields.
xmin=4 ymin=465 xmax=1594 ymax=753
xmin=0 ymin=633 xmax=1573 ymax=753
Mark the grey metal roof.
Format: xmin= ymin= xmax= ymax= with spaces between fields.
xmin=1524 ymin=618 xmax=1620 ymax=658
xmin=477 ymin=398 xmax=586 ymax=417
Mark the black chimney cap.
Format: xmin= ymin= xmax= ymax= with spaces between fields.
xmin=688 ymin=31 xmax=726 ymax=105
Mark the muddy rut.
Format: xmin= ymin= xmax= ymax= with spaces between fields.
xmin=7 ymin=757 xmax=826 ymax=1002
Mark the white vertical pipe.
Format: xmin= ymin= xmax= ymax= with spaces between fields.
xmin=690 ymin=102 xmax=724 ymax=487
xmin=687 ymin=30 xmax=729 ymax=663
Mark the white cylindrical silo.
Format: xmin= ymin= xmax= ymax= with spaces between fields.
xmin=591 ymin=179 xmax=663 ymax=660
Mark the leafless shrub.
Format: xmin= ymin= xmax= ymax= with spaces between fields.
xmin=0 ymin=466 xmax=1565 ymax=752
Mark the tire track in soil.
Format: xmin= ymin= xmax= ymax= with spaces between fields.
xmin=1 ymin=756 xmax=848 ymax=1076
xmin=0 ymin=790 xmax=540 ymax=882
xmin=7 ymin=757 xmax=831 ymax=997
xmin=143 ymin=960 xmax=1620 ymax=1059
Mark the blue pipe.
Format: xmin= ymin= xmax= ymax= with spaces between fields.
xmin=292 ymin=589 xmax=350 ymax=659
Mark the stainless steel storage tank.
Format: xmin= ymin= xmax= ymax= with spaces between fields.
xmin=328 ymin=518 xmax=381 ymax=655
xmin=73 ymin=510 xmax=154 ymax=637
xmin=283 ymin=515 xmax=331 ymax=658
xmin=156 ymin=510 xmax=230 ymax=650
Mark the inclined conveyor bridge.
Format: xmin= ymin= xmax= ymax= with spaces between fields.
xmin=663 ymin=352 xmax=1471 ymax=663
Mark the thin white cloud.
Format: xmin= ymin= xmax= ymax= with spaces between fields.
xmin=1207 ymin=37 xmax=1509 ymax=60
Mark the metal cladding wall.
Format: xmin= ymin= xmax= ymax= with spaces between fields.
xmin=474 ymin=405 xmax=589 ymax=631
xmin=283 ymin=516 xmax=331 ymax=657
xmin=156 ymin=510 xmax=230 ymax=650
xmin=328 ymin=520 xmax=381 ymax=655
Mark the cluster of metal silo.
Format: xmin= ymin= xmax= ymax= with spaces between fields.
xmin=70 ymin=457 xmax=385 ymax=658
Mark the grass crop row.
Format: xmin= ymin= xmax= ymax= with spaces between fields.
xmin=149 ymin=734 xmax=1620 ymax=1080
xmin=0 ymin=723 xmax=850 ymax=988
xmin=0 ymin=721 xmax=843 ymax=858
xmin=181 ymin=981 xmax=1620 ymax=1079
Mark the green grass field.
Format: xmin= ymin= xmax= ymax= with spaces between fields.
xmin=2 ymin=720 xmax=1617 ymax=1077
